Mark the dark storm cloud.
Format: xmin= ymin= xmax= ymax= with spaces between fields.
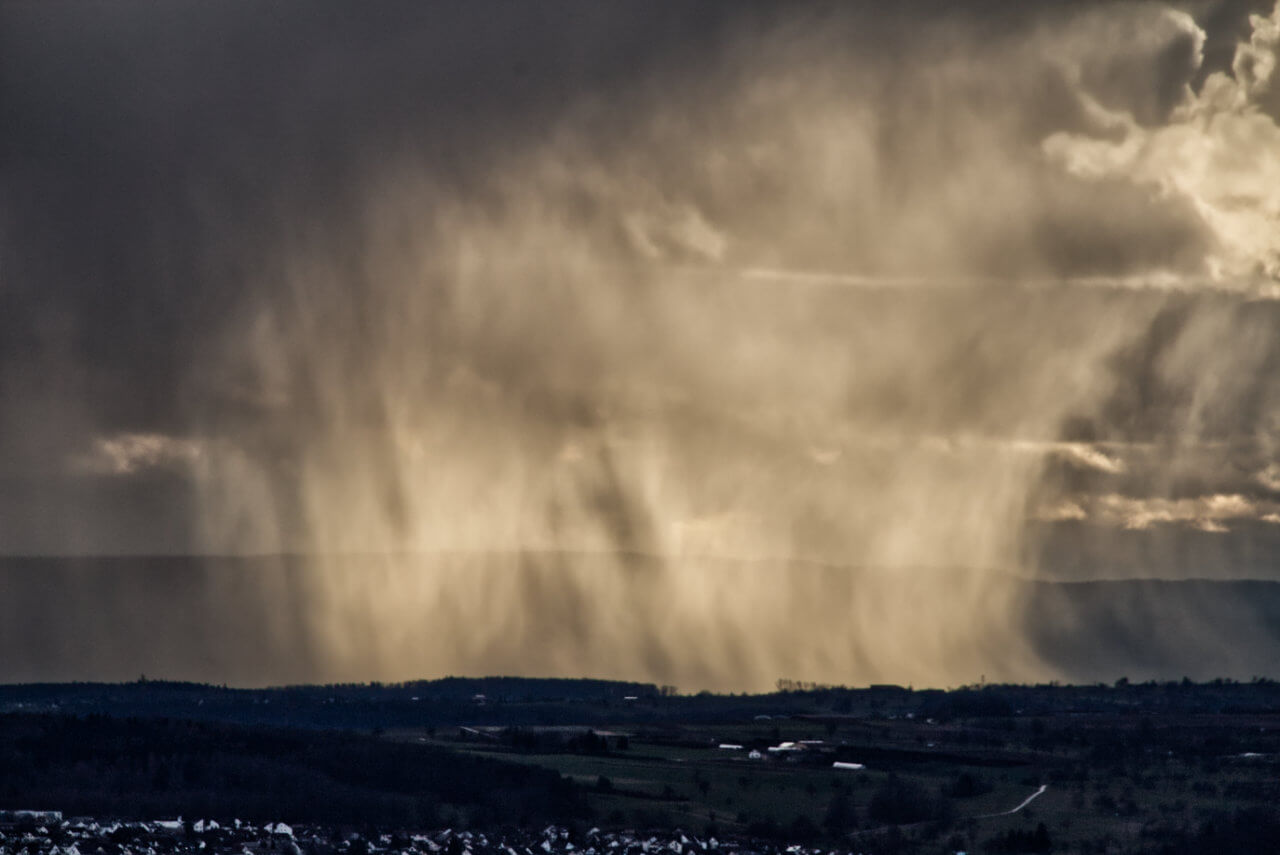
xmin=0 ymin=0 xmax=1273 ymax=550
xmin=0 ymin=0 xmax=686 ymax=387
xmin=0 ymin=0 xmax=1245 ymax=405
xmin=3 ymin=0 xmax=1280 ymax=690
xmin=0 ymin=0 xmax=1266 ymax=447
xmin=0 ymin=0 xmax=750 ymax=550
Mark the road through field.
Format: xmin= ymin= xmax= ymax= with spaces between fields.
xmin=977 ymin=784 xmax=1048 ymax=818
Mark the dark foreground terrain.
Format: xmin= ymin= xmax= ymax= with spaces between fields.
xmin=4 ymin=678 xmax=1280 ymax=853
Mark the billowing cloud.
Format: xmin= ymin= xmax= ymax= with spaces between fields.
xmin=1044 ymin=3 xmax=1280 ymax=287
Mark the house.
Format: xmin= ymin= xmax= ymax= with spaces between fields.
xmin=766 ymin=741 xmax=805 ymax=753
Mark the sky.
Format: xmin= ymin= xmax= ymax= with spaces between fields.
xmin=2 ymin=0 xmax=1280 ymax=690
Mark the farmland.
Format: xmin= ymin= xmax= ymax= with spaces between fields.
xmin=4 ymin=678 xmax=1280 ymax=852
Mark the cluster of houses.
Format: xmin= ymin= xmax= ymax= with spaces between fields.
xmin=715 ymin=741 xmax=864 ymax=770
xmin=0 ymin=816 xmax=871 ymax=855
xmin=0 ymin=812 xmax=301 ymax=854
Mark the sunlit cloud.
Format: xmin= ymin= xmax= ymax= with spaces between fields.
xmin=1257 ymin=463 xmax=1280 ymax=492
xmin=1044 ymin=3 xmax=1280 ymax=284
xmin=70 ymin=433 xmax=206 ymax=476
xmin=1037 ymin=499 xmax=1089 ymax=522
xmin=1012 ymin=440 xmax=1127 ymax=474
xmin=623 ymin=204 xmax=727 ymax=263
xmin=1049 ymin=492 xmax=1275 ymax=533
